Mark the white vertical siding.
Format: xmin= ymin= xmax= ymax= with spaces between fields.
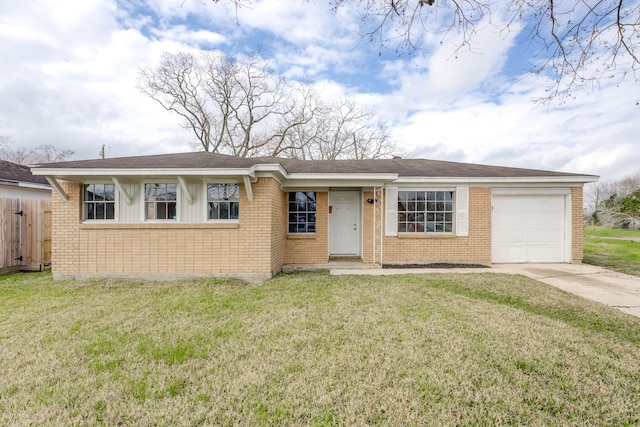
xmin=118 ymin=182 xmax=140 ymax=223
xmin=180 ymin=180 xmax=203 ymax=222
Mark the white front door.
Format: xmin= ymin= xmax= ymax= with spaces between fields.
xmin=329 ymin=191 xmax=361 ymax=256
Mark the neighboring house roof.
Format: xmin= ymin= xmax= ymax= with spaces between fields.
xmin=0 ymin=160 xmax=50 ymax=186
xmin=32 ymin=152 xmax=596 ymax=179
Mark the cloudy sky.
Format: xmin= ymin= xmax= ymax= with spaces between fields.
xmin=0 ymin=0 xmax=638 ymax=184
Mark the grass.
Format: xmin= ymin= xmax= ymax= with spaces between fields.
xmin=584 ymin=227 xmax=640 ymax=276
xmin=1 ymin=270 xmax=640 ymax=426
xmin=584 ymin=227 xmax=640 ymax=238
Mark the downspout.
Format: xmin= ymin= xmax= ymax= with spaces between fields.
xmin=380 ymin=186 xmax=384 ymax=267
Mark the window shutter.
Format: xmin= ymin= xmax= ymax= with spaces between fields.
xmin=385 ymin=186 xmax=398 ymax=237
xmin=456 ymin=186 xmax=469 ymax=237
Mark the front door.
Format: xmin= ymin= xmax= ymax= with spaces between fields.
xmin=329 ymin=191 xmax=361 ymax=256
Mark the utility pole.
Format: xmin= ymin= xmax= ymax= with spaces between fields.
xmin=99 ymin=145 xmax=105 ymax=159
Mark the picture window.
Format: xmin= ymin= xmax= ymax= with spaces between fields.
xmin=397 ymin=190 xmax=453 ymax=233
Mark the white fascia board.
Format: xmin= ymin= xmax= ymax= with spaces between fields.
xmin=393 ymin=175 xmax=599 ymax=185
xmin=253 ymin=163 xmax=288 ymax=177
xmin=18 ymin=182 xmax=52 ymax=191
xmin=287 ymin=173 xmax=398 ymax=181
xmin=281 ymin=179 xmax=394 ymax=189
xmin=31 ymin=167 xmax=259 ymax=180
xmin=283 ymin=173 xmax=398 ymax=189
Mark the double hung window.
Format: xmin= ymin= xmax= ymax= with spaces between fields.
xmin=207 ymin=183 xmax=239 ymax=220
xmin=145 ymin=183 xmax=177 ymax=220
xmin=398 ymin=190 xmax=454 ymax=233
xmin=83 ymin=184 xmax=115 ymax=220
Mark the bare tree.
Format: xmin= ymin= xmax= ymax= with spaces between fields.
xmin=139 ymin=51 xmax=311 ymax=157
xmin=138 ymin=51 xmax=400 ymax=159
xmin=0 ymin=138 xmax=73 ymax=164
xmin=291 ymin=99 xmax=399 ymax=160
xmin=208 ymin=0 xmax=640 ymax=100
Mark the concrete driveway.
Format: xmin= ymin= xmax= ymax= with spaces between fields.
xmin=493 ymin=264 xmax=640 ymax=318
xmin=331 ymin=263 xmax=640 ymax=318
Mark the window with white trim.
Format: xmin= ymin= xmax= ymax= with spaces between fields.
xmin=288 ymin=192 xmax=316 ymax=233
xmin=83 ymin=184 xmax=115 ymax=220
xmin=398 ymin=190 xmax=454 ymax=233
xmin=145 ymin=183 xmax=177 ymax=220
xmin=207 ymin=183 xmax=239 ymax=220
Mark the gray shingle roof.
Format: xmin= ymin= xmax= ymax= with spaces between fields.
xmin=32 ymin=152 xmax=594 ymax=178
xmin=0 ymin=160 xmax=50 ymax=185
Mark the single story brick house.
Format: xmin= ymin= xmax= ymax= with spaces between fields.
xmin=31 ymin=152 xmax=598 ymax=281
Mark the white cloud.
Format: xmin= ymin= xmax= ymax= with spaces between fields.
xmin=0 ymin=0 xmax=637 ymax=187
xmin=394 ymin=79 xmax=639 ymax=182
xmin=150 ymin=26 xmax=227 ymax=47
xmin=0 ymin=0 xmax=193 ymax=159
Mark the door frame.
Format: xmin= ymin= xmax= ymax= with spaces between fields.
xmin=328 ymin=190 xmax=362 ymax=257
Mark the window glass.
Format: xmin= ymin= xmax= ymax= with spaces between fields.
xmin=207 ymin=183 xmax=239 ymax=220
xmin=397 ymin=190 xmax=454 ymax=233
xmin=288 ymin=191 xmax=316 ymax=233
xmin=145 ymin=183 xmax=177 ymax=220
xmin=83 ymin=184 xmax=115 ymax=220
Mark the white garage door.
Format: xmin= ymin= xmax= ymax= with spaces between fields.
xmin=492 ymin=194 xmax=569 ymax=263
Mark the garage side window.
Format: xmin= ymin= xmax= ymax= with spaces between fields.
xmin=145 ymin=183 xmax=177 ymax=220
xmin=207 ymin=183 xmax=239 ymax=220
xmin=288 ymin=192 xmax=316 ymax=233
xmin=83 ymin=184 xmax=115 ymax=220
xmin=398 ymin=190 xmax=453 ymax=233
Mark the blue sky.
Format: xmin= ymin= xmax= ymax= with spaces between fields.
xmin=0 ymin=0 xmax=638 ymax=186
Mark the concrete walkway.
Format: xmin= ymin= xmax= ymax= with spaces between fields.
xmin=331 ymin=263 xmax=640 ymax=318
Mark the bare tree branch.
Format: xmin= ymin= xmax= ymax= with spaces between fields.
xmin=206 ymin=0 xmax=640 ymax=101
xmin=0 ymin=138 xmax=74 ymax=164
xmin=138 ymin=51 xmax=400 ymax=159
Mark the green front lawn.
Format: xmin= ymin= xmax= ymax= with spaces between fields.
xmin=584 ymin=227 xmax=640 ymax=276
xmin=1 ymin=271 xmax=639 ymax=426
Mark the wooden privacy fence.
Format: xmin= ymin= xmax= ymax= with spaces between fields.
xmin=0 ymin=197 xmax=51 ymax=274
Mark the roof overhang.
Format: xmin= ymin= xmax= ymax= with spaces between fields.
xmin=280 ymin=173 xmax=399 ymax=189
xmin=31 ymin=163 xmax=289 ymax=181
xmin=393 ymin=175 xmax=600 ymax=185
xmin=0 ymin=179 xmax=51 ymax=191
xmin=31 ymin=164 xmax=598 ymax=191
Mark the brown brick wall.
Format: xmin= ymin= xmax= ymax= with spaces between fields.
xmin=284 ymin=192 xmax=329 ymax=264
xmin=571 ymin=186 xmax=584 ymax=262
xmin=381 ymin=187 xmax=492 ymax=264
xmin=52 ymin=178 xmax=284 ymax=280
